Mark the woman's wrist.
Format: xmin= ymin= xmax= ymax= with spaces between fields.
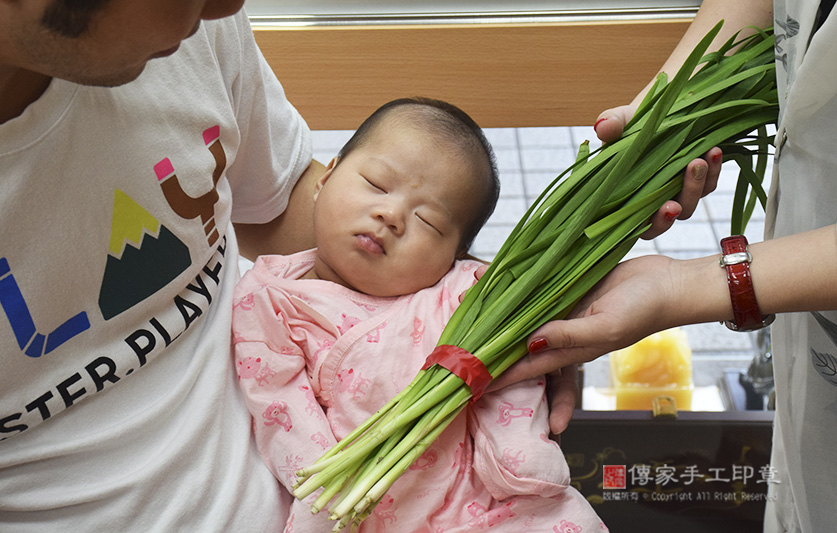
xmin=670 ymin=226 xmax=837 ymax=330
xmin=718 ymin=236 xmax=775 ymax=331
xmin=747 ymin=226 xmax=837 ymax=315
xmin=672 ymin=253 xmax=736 ymax=326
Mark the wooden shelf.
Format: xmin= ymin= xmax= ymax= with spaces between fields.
xmin=254 ymin=19 xmax=690 ymax=130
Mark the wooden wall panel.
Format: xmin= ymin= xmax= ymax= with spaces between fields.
xmin=254 ymin=20 xmax=690 ymax=130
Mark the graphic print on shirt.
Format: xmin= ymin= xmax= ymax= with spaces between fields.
xmin=501 ymin=448 xmax=526 ymax=474
xmin=372 ymin=494 xmax=397 ymax=527
xmin=263 ymin=400 xmax=293 ymax=431
xmin=497 ymin=401 xmax=534 ymax=426
xmin=366 ymin=321 xmax=386 ymax=343
xmin=299 ymin=385 xmax=325 ymax=419
xmin=337 ymin=368 xmax=370 ymax=399
xmin=467 ymin=500 xmax=516 ymax=529
xmin=411 ymin=317 xmax=425 ymax=345
xmin=154 ymin=125 xmax=226 ymax=247
xmin=811 ymin=311 xmax=837 ymax=387
xmin=0 ymin=258 xmax=90 ymax=358
xmin=554 ymin=520 xmax=583 ymax=533
xmin=775 ymin=14 xmax=800 ymax=70
xmin=99 ymin=125 xmax=227 ymax=320
xmin=337 ymin=313 xmax=361 ymax=334
xmin=236 ymin=356 xmax=277 ymax=386
xmin=98 ymin=190 xmax=192 ymax=320
xmin=0 ymin=126 xmax=228 ymax=442
xmin=311 ymin=431 xmax=330 ymax=449
xmin=408 ymin=448 xmax=438 ymax=471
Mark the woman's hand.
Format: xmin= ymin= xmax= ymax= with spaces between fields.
xmin=594 ymin=104 xmax=723 ymax=240
xmin=485 ymin=99 xmax=722 ymax=432
xmin=492 ymin=255 xmax=684 ymax=432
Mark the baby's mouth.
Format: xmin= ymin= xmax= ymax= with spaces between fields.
xmin=356 ymin=233 xmax=385 ymax=254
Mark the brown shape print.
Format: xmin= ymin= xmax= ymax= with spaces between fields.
xmin=154 ymin=125 xmax=226 ymax=246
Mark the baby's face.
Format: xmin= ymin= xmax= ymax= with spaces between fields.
xmin=311 ymin=120 xmax=480 ymax=297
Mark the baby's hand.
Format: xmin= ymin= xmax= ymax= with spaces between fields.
xmin=459 ymin=264 xmax=488 ymax=303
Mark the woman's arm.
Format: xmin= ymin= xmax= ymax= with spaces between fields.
xmin=594 ymin=0 xmax=774 ymax=238
xmin=597 ymin=0 xmax=773 ymax=140
xmin=500 ymin=226 xmax=837 ymax=432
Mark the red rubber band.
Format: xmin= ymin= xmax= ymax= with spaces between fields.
xmin=421 ymin=345 xmax=492 ymax=401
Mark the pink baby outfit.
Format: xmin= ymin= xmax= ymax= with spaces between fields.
xmin=233 ymin=251 xmax=606 ymax=532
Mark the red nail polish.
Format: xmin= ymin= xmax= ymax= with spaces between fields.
xmin=664 ymin=208 xmax=679 ymax=222
xmin=593 ymin=117 xmax=607 ymax=133
xmin=712 ymin=151 xmax=722 ymax=165
xmin=528 ymin=338 xmax=548 ymax=354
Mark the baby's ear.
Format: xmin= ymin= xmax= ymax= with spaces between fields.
xmin=314 ymin=157 xmax=339 ymax=201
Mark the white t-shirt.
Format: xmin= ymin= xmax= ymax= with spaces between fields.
xmin=765 ymin=1 xmax=837 ymax=531
xmin=0 ymin=11 xmax=310 ymax=531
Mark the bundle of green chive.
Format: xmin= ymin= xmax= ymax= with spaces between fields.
xmin=293 ymin=21 xmax=778 ymax=531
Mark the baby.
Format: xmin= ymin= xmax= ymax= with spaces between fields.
xmin=233 ymin=97 xmax=606 ymax=532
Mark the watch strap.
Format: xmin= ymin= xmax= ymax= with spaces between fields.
xmin=719 ymin=235 xmax=775 ymax=332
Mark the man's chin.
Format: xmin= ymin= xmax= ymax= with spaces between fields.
xmin=72 ymin=63 xmax=147 ymax=88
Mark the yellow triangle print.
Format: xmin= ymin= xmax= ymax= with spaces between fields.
xmin=108 ymin=189 xmax=161 ymax=257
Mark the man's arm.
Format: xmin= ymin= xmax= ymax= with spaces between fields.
xmin=234 ymin=159 xmax=326 ymax=259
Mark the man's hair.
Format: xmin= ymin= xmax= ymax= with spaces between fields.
xmin=337 ymin=97 xmax=500 ymax=253
xmin=41 ymin=0 xmax=113 ymax=38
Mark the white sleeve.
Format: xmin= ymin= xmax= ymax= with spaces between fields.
xmin=207 ymin=11 xmax=313 ymax=224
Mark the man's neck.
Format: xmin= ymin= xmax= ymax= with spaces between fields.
xmin=0 ymin=66 xmax=52 ymax=125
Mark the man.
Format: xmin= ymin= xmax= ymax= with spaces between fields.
xmin=1 ymin=1 xmax=320 ymax=530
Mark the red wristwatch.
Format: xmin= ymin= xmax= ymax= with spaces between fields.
xmin=719 ymin=235 xmax=775 ymax=332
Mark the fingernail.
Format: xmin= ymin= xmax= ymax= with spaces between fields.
xmin=528 ymin=338 xmax=549 ymax=354
xmin=694 ymin=164 xmax=707 ymax=181
xmin=593 ymin=117 xmax=607 ymax=133
xmin=664 ymin=208 xmax=679 ymax=222
xmin=712 ymin=151 xmax=722 ymax=165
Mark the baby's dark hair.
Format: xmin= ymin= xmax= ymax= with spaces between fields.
xmin=337 ymin=97 xmax=500 ymax=253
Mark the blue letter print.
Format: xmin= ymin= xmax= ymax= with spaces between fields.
xmin=0 ymin=258 xmax=90 ymax=358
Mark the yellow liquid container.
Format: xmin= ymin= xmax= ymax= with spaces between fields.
xmin=610 ymin=328 xmax=694 ymax=411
